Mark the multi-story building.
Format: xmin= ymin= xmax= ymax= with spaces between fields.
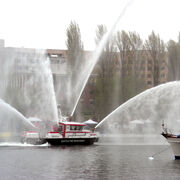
xmin=143 ymin=51 xmax=168 ymax=88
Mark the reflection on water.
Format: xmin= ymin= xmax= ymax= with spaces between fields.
xmin=0 ymin=136 xmax=180 ymax=180
xmin=98 ymin=134 xmax=169 ymax=145
xmin=0 ymin=142 xmax=49 ymax=147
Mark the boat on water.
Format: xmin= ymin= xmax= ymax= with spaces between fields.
xmin=45 ymin=121 xmax=98 ymax=145
xmin=22 ymin=119 xmax=99 ymax=145
xmin=161 ymin=123 xmax=180 ymax=159
xmin=21 ymin=118 xmax=47 ymax=145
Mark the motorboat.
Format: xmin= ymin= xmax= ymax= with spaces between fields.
xmin=21 ymin=131 xmax=46 ymax=145
xmin=161 ymin=123 xmax=180 ymax=159
xmin=21 ymin=118 xmax=47 ymax=145
xmin=45 ymin=121 xmax=98 ymax=145
xmin=22 ymin=118 xmax=99 ymax=145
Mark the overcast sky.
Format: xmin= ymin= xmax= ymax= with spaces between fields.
xmin=0 ymin=0 xmax=180 ymax=50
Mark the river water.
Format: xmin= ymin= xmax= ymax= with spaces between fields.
xmin=0 ymin=135 xmax=180 ymax=180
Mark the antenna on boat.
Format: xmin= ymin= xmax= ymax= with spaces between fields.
xmin=162 ymin=119 xmax=165 ymax=128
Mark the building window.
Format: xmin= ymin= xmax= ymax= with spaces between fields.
xmin=148 ymin=60 xmax=152 ymax=64
xmin=141 ymin=60 xmax=145 ymax=64
xmin=147 ymin=81 xmax=152 ymax=85
xmin=50 ymin=54 xmax=58 ymax=58
xmin=161 ymin=66 xmax=165 ymax=70
xmin=89 ymin=90 xmax=94 ymax=95
xmin=147 ymin=74 xmax=152 ymax=78
xmin=141 ymin=74 xmax=145 ymax=78
xmin=89 ymin=99 xmax=94 ymax=104
xmin=140 ymin=66 xmax=145 ymax=71
xmin=51 ymin=59 xmax=60 ymax=64
xmin=148 ymin=66 xmax=152 ymax=71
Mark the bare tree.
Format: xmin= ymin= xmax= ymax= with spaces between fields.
xmin=144 ymin=31 xmax=166 ymax=86
xmin=66 ymin=21 xmax=84 ymax=75
xmin=94 ymin=24 xmax=119 ymax=120
xmin=63 ymin=21 xmax=84 ymax=116
xmin=116 ymin=30 xmax=146 ymax=103
xmin=167 ymin=39 xmax=180 ymax=80
xmin=128 ymin=31 xmax=146 ymax=93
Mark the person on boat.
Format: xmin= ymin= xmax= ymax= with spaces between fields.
xmin=162 ymin=123 xmax=170 ymax=138
xmin=161 ymin=122 xmax=174 ymax=138
xmin=162 ymin=123 xmax=168 ymax=134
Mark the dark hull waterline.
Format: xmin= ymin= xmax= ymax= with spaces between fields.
xmin=46 ymin=137 xmax=98 ymax=145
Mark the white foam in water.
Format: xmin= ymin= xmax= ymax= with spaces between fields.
xmin=148 ymin=156 xmax=154 ymax=160
xmin=0 ymin=142 xmax=49 ymax=147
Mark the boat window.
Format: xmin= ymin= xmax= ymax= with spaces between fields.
xmin=76 ymin=126 xmax=83 ymax=131
xmin=70 ymin=126 xmax=76 ymax=130
xmin=59 ymin=125 xmax=63 ymax=132
xmin=70 ymin=126 xmax=83 ymax=131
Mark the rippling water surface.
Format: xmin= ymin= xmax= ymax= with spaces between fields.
xmin=0 ymin=136 xmax=180 ymax=180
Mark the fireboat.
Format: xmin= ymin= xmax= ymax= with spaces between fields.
xmin=45 ymin=121 xmax=98 ymax=145
xmin=161 ymin=123 xmax=180 ymax=159
xmin=22 ymin=117 xmax=99 ymax=145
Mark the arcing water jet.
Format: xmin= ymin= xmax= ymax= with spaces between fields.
xmin=95 ymin=81 xmax=180 ymax=134
xmin=0 ymin=48 xmax=58 ymax=123
xmin=70 ymin=0 xmax=134 ymax=117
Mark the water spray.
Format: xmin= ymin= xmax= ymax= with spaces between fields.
xmin=0 ymin=99 xmax=35 ymax=129
xmin=95 ymin=81 xmax=180 ymax=129
xmin=70 ymin=0 xmax=134 ymax=117
xmin=148 ymin=146 xmax=170 ymax=160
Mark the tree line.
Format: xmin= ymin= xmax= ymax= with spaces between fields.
xmin=66 ymin=21 xmax=180 ymax=121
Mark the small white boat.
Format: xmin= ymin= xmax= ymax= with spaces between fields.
xmin=21 ymin=119 xmax=46 ymax=145
xmin=161 ymin=123 xmax=180 ymax=159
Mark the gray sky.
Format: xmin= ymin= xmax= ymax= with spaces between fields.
xmin=0 ymin=0 xmax=180 ymax=50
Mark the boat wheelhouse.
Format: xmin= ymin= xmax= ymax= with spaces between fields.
xmin=45 ymin=121 xmax=98 ymax=145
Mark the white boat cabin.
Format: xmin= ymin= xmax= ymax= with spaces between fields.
xmin=46 ymin=121 xmax=96 ymax=139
